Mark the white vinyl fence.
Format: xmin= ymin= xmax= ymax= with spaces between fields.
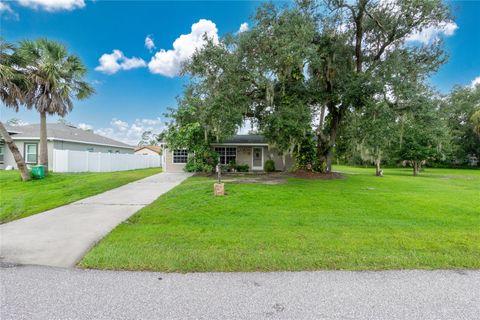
xmin=53 ymin=150 xmax=162 ymax=173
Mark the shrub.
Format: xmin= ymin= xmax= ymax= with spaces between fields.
xmin=237 ymin=164 xmax=249 ymax=172
xmin=264 ymin=160 xmax=275 ymax=172
xmin=184 ymin=145 xmax=217 ymax=173
xmin=185 ymin=161 xmax=213 ymax=173
xmin=228 ymin=160 xmax=237 ymax=172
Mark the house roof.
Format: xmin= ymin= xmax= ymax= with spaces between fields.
xmin=215 ymin=134 xmax=268 ymax=145
xmin=135 ymin=145 xmax=161 ymax=153
xmin=5 ymin=123 xmax=133 ymax=149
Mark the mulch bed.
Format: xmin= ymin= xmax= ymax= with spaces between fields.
xmin=289 ymin=170 xmax=344 ymax=180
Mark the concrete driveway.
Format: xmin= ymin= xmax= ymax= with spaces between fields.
xmin=0 ymin=172 xmax=191 ymax=268
xmin=1 ymin=266 xmax=479 ymax=320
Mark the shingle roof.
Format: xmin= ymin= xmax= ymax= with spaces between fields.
xmin=5 ymin=123 xmax=133 ymax=149
xmin=219 ymin=134 xmax=268 ymax=144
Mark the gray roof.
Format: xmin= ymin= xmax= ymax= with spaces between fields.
xmin=5 ymin=123 xmax=133 ymax=149
xmin=219 ymin=134 xmax=268 ymax=145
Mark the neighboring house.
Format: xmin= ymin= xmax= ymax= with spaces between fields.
xmin=1 ymin=123 xmax=134 ymax=170
xmin=161 ymin=134 xmax=295 ymax=173
xmin=134 ymin=145 xmax=161 ymax=156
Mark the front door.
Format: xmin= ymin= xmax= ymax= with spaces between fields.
xmin=252 ymin=147 xmax=263 ymax=170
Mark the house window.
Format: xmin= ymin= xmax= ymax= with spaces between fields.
xmin=108 ymin=150 xmax=113 ymax=153
xmin=24 ymin=143 xmax=38 ymax=164
xmin=215 ymin=147 xmax=236 ymax=165
xmin=86 ymin=147 xmax=94 ymax=152
xmin=0 ymin=144 xmax=4 ymax=163
xmin=173 ymin=150 xmax=188 ymax=164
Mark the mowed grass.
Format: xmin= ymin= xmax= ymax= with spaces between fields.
xmin=80 ymin=166 xmax=480 ymax=272
xmin=0 ymin=168 xmax=161 ymax=223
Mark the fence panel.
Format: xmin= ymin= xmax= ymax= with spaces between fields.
xmin=53 ymin=150 xmax=162 ymax=173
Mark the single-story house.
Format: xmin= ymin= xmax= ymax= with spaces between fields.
xmin=134 ymin=145 xmax=161 ymax=156
xmin=1 ymin=123 xmax=134 ymax=170
xmin=161 ymin=134 xmax=295 ymax=173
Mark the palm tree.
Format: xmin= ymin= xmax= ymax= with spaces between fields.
xmin=0 ymin=40 xmax=31 ymax=181
xmin=15 ymin=39 xmax=94 ymax=175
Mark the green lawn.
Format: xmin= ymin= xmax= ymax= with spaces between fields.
xmin=0 ymin=168 xmax=161 ymax=223
xmin=80 ymin=166 xmax=480 ymax=272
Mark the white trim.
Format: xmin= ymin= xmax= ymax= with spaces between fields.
xmin=10 ymin=137 xmax=133 ymax=149
xmin=24 ymin=143 xmax=38 ymax=164
xmin=251 ymin=147 xmax=264 ymax=170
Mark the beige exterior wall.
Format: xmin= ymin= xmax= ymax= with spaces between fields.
xmin=163 ymin=147 xmax=188 ymax=173
xmin=235 ymin=146 xmax=253 ymax=168
xmin=264 ymin=147 xmax=295 ymax=171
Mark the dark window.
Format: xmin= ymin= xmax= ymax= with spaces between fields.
xmin=173 ymin=150 xmax=188 ymax=164
xmin=24 ymin=143 xmax=38 ymax=164
xmin=214 ymin=147 xmax=236 ymax=165
xmin=0 ymin=144 xmax=4 ymax=163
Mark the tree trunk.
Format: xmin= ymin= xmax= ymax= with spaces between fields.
xmin=39 ymin=111 xmax=49 ymax=175
xmin=325 ymin=107 xmax=342 ymax=173
xmin=0 ymin=121 xmax=31 ymax=181
xmin=375 ymin=159 xmax=383 ymax=176
xmin=413 ymin=161 xmax=419 ymax=176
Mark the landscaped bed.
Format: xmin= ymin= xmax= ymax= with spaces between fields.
xmin=0 ymin=168 xmax=161 ymax=223
xmin=80 ymin=165 xmax=480 ymax=272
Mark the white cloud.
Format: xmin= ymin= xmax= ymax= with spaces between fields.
xmin=94 ymin=117 xmax=164 ymax=145
xmin=18 ymin=0 xmax=85 ymax=11
xmin=406 ymin=21 xmax=458 ymax=44
xmin=145 ymin=35 xmax=156 ymax=52
xmin=0 ymin=2 xmax=18 ymax=19
xmin=95 ymin=50 xmax=146 ymax=75
xmin=238 ymin=22 xmax=249 ymax=33
xmin=111 ymin=118 xmax=129 ymax=131
xmin=471 ymin=76 xmax=480 ymax=89
xmin=78 ymin=123 xmax=93 ymax=131
xmin=148 ymin=19 xmax=219 ymax=77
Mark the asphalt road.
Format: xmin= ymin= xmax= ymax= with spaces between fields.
xmin=1 ymin=265 xmax=479 ymax=320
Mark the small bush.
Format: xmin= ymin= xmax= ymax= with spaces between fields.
xmin=264 ymin=160 xmax=275 ymax=172
xmin=185 ymin=161 xmax=213 ymax=173
xmin=237 ymin=164 xmax=249 ymax=172
xmin=183 ymin=145 xmax=217 ymax=173
xmin=228 ymin=160 xmax=237 ymax=172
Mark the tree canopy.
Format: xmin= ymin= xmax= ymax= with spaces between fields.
xmin=162 ymin=0 xmax=478 ymax=174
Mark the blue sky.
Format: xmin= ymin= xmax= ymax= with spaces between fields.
xmin=1 ymin=0 xmax=479 ymax=144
